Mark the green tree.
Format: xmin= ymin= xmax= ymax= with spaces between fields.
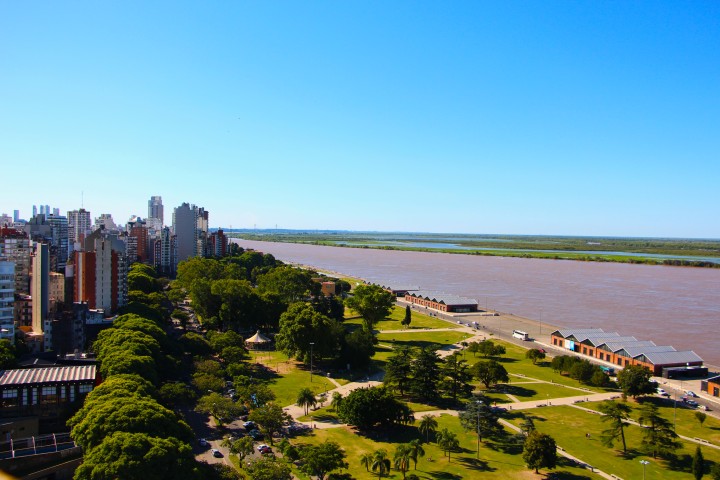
xmin=520 ymin=416 xmax=536 ymax=436
xmin=410 ymin=347 xmax=441 ymax=401
xmin=172 ymin=309 xmax=190 ymax=330
xmin=73 ymin=431 xmax=196 ymax=480
xmin=597 ymin=400 xmax=632 ymax=453
xmin=299 ymin=441 xmax=349 ymax=480
xmin=439 ymin=352 xmax=473 ymax=401
xmin=360 ymin=452 xmax=373 ymax=471
xmin=331 ymin=391 xmax=343 ymax=411
xmin=246 ymin=456 xmax=293 ymax=480
xmin=525 ymin=348 xmax=546 ymax=365
xmin=471 ymin=360 xmax=509 ymax=389
xmin=459 ymin=400 xmax=502 ymax=442
xmin=226 ymin=435 xmax=254 ymax=461
xmin=157 ymin=382 xmax=196 ymax=410
xmin=337 ymin=386 xmax=414 ymax=431
xmin=693 ymin=446 xmax=705 ymax=480
xmin=345 ymin=284 xmax=394 ymax=334
xmin=711 ymin=462 xmax=720 ymax=480
xmin=638 ymin=402 xmax=681 ymax=459
xmin=195 ymin=392 xmax=242 ymax=425
xmin=436 ymin=428 xmax=460 ymax=462
xmin=394 ymin=444 xmax=412 ymax=479
xmin=210 ymin=278 xmax=258 ymax=331
xmin=523 ymin=430 xmax=557 ymax=474
xmin=419 ymin=414 xmax=438 ymax=443
xmin=248 ymin=402 xmax=291 ymax=445
xmin=370 ymin=449 xmax=391 ymax=478
xmin=69 ymin=396 xmax=193 ymax=451
xmin=617 ymin=364 xmax=656 ymax=399
xmin=297 ymin=387 xmax=317 ymax=415
xmin=339 ymin=328 xmax=375 ymax=370
xmin=696 ymin=411 xmax=707 ymax=428
xmin=402 ymin=306 xmax=412 ymax=328
xmin=256 ymin=266 xmax=318 ymax=303
xmin=408 ymin=439 xmax=425 ymax=470
xmin=476 ymin=340 xmax=505 ymax=358
xmin=384 ymin=347 xmax=414 ymax=396
xmin=275 ymin=302 xmax=343 ymax=362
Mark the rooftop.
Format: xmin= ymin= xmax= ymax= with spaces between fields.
xmin=0 ymin=365 xmax=97 ymax=386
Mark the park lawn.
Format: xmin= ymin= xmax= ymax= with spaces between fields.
xmin=583 ymin=398 xmax=720 ymax=446
xmin=289 ymin=413 xmax=601 ymax=479
xmin=376 ymin=331 xmax=471 ymax=350
xmin=297 ymin=404 xmax=339 ymax=423
xmin=345 ymin=305 xmax=451 ymax=331
xmin=484 ymin=381 xmax=588 ymax=402
xmin=510 ymin=405 xmax=720 ymax=480
xmin=262 ymin=360 xmax=336 ymax=407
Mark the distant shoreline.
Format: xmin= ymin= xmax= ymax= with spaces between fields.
xmin=233 ymin=234 xmax=720 ymax=269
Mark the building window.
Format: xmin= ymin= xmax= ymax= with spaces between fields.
xmin=41 ymin=386 xmax=57 ymax=404
xmin=79 ymin=384 xmax=93 ymax=394
xmin=1 ymin=389 xmax=18 ymax=407
xmin=31 ymin=388 xmax=38 ymax=405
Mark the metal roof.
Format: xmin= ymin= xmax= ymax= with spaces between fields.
xmin=581 ymin=335 xmax=638 ymax=346
xmin=601 ymin=340 xmax=657 ymax=351
xmin=571 ymin=332 xmax=621 ymax=343
xmin=619 ymin=345 xmax=676 ymax=357
xmin=637 ymin=350 xmax=703 ymax=365
xmin=409 ymin=290 xmax=478 ymax=306
xmin=552 ymin=328 xmax=605 ymax=338
xmin=0 ymin=366 xmax=97 ymax=386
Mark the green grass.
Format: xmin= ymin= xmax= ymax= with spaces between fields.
xmin=345 ymin=305 xmax=452 ymax=331
xmin=376 ymin=331 xmax=472 ymax=350
xmin=584 ymin=397 xmax=720 ymax=446
xmin=250 ymin=350 xmax=336 ymax=407
xmin=508 ymin=405 xmax=720 ymax=479
xmin=288 ymin=413 xmax=603 ymax=479
xmin=484 ymin=381 xmax=589 ymax=402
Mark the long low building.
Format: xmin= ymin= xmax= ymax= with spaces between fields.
xmin=550 ymin=328 xmax=703 ymax=376
xmin=404 ymin=290 xmax=478 ymax=313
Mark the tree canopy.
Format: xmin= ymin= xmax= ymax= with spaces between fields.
xmin=337 ymin=386 xmax=414 ymax=431
xmin=344 ymin=284 xmax=394 ymax=334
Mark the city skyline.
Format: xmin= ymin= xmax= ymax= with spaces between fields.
xmin=1 ymin=2 xmax=719 ymax=238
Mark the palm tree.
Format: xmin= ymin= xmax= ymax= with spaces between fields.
xmin=296 ymin=387 xmax=317 ymax=416
xmin=331 ymin=391 xmax=343 ymax=412
xmin=408 ymin=439 xmax=425 ymax=470
xmin=360 ymin=452 xmax=373 ymax=471
xmin=371 ymin=449 xmax=391 ymax=478
xmin=419 ymin=414 xmax=438 ymax=443
xmin=436 ymin=428 xmax=460 ymax=462
xmin=598 ymin=400 xmax=632 ymax=453
xmin=394 ymin=444 xmax=412 ymax=479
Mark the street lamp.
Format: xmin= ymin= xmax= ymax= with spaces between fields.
xmin=476 ymin=400 xmax=483 ymax=459
xmin=310 ymin=342 xmax=315 ymax=383
xmin=640 ymin=460 xmax=649 ymax=480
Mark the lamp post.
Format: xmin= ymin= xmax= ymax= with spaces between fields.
xmin=310 ymin=342 xmax=315 ymax=383
xmin=476 ymin=400 xmax=483 ymax=459
xmin=640 ymin=459 xmax=649 ymax=480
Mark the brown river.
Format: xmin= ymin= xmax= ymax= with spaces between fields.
xmin=236 ymin=240 xmax=720 ymax=366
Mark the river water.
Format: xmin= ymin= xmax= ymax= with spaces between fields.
xmin=236 ymin=240 xmax=720 ymax=366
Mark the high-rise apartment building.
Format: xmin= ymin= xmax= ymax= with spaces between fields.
xmin=208 ymin=229 xmax=229 ymax=257
xmin=148 ymin=196 xmax=164 ymax=225
xmin=31 ymin=243 xmax=49 ymax=335
xmin=74 ymin=229 xmax=128 ymax=313
xmin=48 ymin=215 xmax=69 ymax=272
xmin=153 ymin=226 xmax=177 ymax=276
xmin=173 ymin=203 xmax=198 ymax=263
xmin=94 ymin=214 xmax=118 ymax=232
xmin=13 ymin=211 xmax=19 ymax=223
xmin=0 ymin=260 xmax=15 ymax=340
xmin=67 ymin=208 xmax=92 ymax=252
xmin=0 ymin=227 xmax=32 ymax=294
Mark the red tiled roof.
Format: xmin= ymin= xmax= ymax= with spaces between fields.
xmin=0 ymin=366 xmax=97 ymax=386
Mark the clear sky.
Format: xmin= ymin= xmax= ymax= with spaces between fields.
xmin=1 ymin=1 xmax=718 ymax=238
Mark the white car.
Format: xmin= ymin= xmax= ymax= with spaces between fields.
xmin=686 ymin=391 xmax=697 ymax=397
xmin=656 ymin=388 xmax=669 ymax=396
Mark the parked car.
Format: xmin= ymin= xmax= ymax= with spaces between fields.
xmin=657 ymin=388 xmax=669 ymax=397
xmin=686 ymin=391 xmax=698 ymax=397
xmin=248 ymin=429 xmax=263 ymax=440
xmin=211 ymin=449 xmax=222 ymax=458
xmin=243 ymin=421 xmax=257 ymax=430
xmin=686 ymin=400 xmax=699 ymax=408
xmin=257 ymin=444 xmax=272 ymax=454
xmin=198 ymin=438 xmax=208 ymax=447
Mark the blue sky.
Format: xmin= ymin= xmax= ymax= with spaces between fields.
xmin=1 ymin=1 xmax=718 ymax=238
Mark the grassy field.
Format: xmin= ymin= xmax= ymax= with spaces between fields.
xmin=288 ymin=413 xmax=603 ymax=479
xmin=376 ymin=331 xmax=472 ymax=350
xmin=584 ymin=397 xmax=720 ymax=446
xmin=508 ymin=405 xmax=720 ymax=479
xmin=251 ymin=350 xmax=337 ymax=406
xmin=344 ymin=305 xmax=452 ymax=331
xmin=484 ymin=381 xmax=589 ymax=403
